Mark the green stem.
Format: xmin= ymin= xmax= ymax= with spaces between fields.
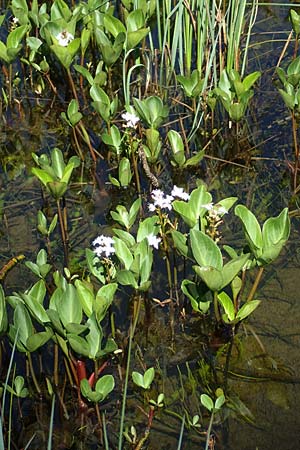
xmin=118 ymin=295 xmax=141 ymax=450
xmin=8 ymin=64 xmax=12 ymax=106
xmin=204 ymin=411 xmax=214 ymax=450
xmin=292 ymin=111 xmax=299 ymax=192
xmin=54 ymin=343 xmax=59 ymax=387
xmin=247 ymin=266 xmax=264 ymax=302
xmin=131 ymin=146 xmax=141 ymax=195
xmin=56 ymin=199 xmax=69 ymax=267
xmin=213 ymin=291 xmax=221 ymax=322
xmin=47 ymin=394 xmax=56 ymax=450
xmin=66 ymin=68 xmax=78 ymax=103
xmin=27 ymin=352 xmax=41 ymax=396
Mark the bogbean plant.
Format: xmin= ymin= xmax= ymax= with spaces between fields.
xmin=0 ymin=0 xmax=291 ymax=446
xmin=0 ymin=170 xmax=290 ymax=445
xmin=0 ymin=0 xmax=261 ymax=160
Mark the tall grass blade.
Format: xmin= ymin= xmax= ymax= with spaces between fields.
xmin=118 ymin=297 xmax=141 ymax=450
xmin=176 ymin=415 xmax=185 ymax=450
xmin=47 ymin=394 xmax=56 ymax=450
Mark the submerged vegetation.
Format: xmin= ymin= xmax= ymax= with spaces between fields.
xmin=0 ymin=0 xmax=299 ymax=449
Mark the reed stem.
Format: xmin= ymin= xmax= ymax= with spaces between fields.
xmin=118 ymin=295 xmax=141 ymax=450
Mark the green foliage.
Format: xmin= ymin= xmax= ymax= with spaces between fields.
xmin=32 ymin=148 xmax=80 ymax=200
xmin=217 ymin=291 xmax=260 ymax=324
xmin=0 ymin=25 xmax=28 ymax=64
xmin=276 ymin=56 xmax=300 ymax=114
xmin=235 ymin=205 xmax=290 ymax=265
xmin=214 ymin=69 xmax=261 ymax=122
xmin=132 ymin=367 xmax=155 ymax=389
xmin=133 ymin=96 xmax=169 ymax=129
xmin=80 ymin=375 xmax=115 ymax=402
xmin=177 ymin=70 xmax=204 ymax=98
xmin=200 ymin=391 xmax=225 ymax=412
xmin=25 ymin=249 xmax=52 ymax=279
xmin=190 ymin=229 xmax=250 ymax=292
xmin=61 ymin=99 xmax=82 ymax=127
xmin=110 ymin=198 xmax=141 ymax=231
xmin=0 ymin=286 xmax=8 ymax=335
xmin=4 ymin=376 xmax=29 ymax=399
xmin=290 ymin=9 xmax=300 ymax=36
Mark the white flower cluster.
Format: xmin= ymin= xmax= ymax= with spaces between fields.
xmin=146 ymin=234 xmax=161 ymax=249
xmin=56 ymin=31 xmax=74 ymax=47
xmin=121 ymin=112 xmax=140 ymax=128
xmin=207 ymin=204 xmax=228 ymax=217
xmin=148 ymin=186 xmax=190 ymax=212
xmin=92 ymin=235 xmax=115 ymax=258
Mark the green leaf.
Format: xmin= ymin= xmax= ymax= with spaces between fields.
xmin=104 ymin=14 xmax=126 ymax=37
xmin=132 ymin=371 xmax=144 ymax=388
xmin=126 ymin=28 xmax=149 ymax=50
xmin=7 ymin=25 xmax=28 ymax=49
xmin=75 ymin=279 xmax=94 ymax=317
xmin=235 ymin=205 xmax=263 ymax=256
xmin=217 ymin=291 xmax=235 ymax=322
xmin=242 ymin=71 xmax=261 ymax=91
xmin=190 ymin=229 xmax=223 ymax=270
xmin=193 ymin=265 xmax=223 ymax=292
xmin=181 ymin=279 xmax=211 ymax=313
xmin=26 ymin=329 xmax=53 ymax=352
xmin=278 ymin=88 xmax=295 ymax=110
xmin=215 ymin=394 xmax=225 ymax=410
xmin=94 ymin=374 xmax=115 ymax=401
xmin=114 ymin=237 xmax=133 ymax=270
xmin=184 ymin=149 xmax=205 ymax=167
xmin=236 ymin=300 xmax=260 ymax=321
xmin=31 ymin=167 xmax=54 ymax=187
xmin=128 ymin=198 xmax=141 ymax=228
xmin=56 ymin=283 xmax=82 ymax=328
xmin=113 ymin=229 xmax=136 ymax=248
xmin=168 ymin=130 xmax=185 ymax=167
xmin=171 ymin=230 xmax=188 ymax=257
xmin=86 ymin=314 xmax=102 ymax=359
xmin=291 ymin=9 xmax=300 ymax=35
xmin=144 ymin=367 xmax=155 ymax=389
xmin=261 ymin=208 xmax=290 ymax=264
xmin=21 ymin=292 xmax=49 ymax=324
xmin=116 ymin=270 xmax=138 ymax=288
xmin=119 ymin=157 xmax=132 ymax=187
xmin=67 ymin=334 xmax=89 ymax=357
xmin=220 ymin=254 xmax=250 ymax=290
xmin=95 ymin=283 xmax=117 ymax=323
xmin=136 ymin=216 xmax=159 ymax=242
xmin=201 ymin=394 xmax=214 ymax=412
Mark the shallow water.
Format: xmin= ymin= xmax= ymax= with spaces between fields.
xmin=1 ymin=1 xmax=300 ymax=449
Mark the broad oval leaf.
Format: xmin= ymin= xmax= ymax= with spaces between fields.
xmin=190 ymin=229 xmax=223 ymax=270
xmin=236 ymin=300 xmax=260 ymax=321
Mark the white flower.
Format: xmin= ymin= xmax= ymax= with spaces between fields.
xmin=92 ymin=235 xmax=115 ymax=258
xmin=148 ymin=203 xmax=156 ymax=212
xmin=215 ymin=205 xmax=228 ymax=215
xmin=121 ymin=111 xmax=140 ymax=128
xmin=171 ymin=185 xmax=190 ymax=201
xmin=147 ymin=234 xmax=161 ymax=249
xmin=56 ymin=31 xmax=74 ymax=47
xmin=202 ymin=202 xmax=214 ymax=211
xmin=12 ymin=17 xmax=19 ymax=24
xmin=149 ymin=189 xmax=174 ymax=211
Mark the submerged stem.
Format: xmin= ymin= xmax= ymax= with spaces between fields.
xmin=56 ymin=199 xmax=69 ymax=267
xmin=247 ymin=266 xmax=264 ymax=302
xmin=204 ymin=410 xmax=215 ymax=450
